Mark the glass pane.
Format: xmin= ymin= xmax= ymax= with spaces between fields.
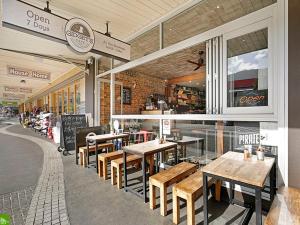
xmin=63 ymin=89 xmax=68 ymax=113
xmin=69 ymin=86 xmax=74 ymax=113
xmin=113 ymin=42 xmax=207 ymax=115
xmin=129 ymin=26 xmax=160 ymax=60
xmin=227 ymin=28 xmax=268 ymax=107
xmin=163 ymin=0 xmax=276 ymax=48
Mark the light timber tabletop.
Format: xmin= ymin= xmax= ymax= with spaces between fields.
xmin=86 ymin=133 xmax=129 ymax=141
xmin=202 ymin=151 xmax=275 ymax=188
xmin=123 ymin=140 xmax=177 ymax=156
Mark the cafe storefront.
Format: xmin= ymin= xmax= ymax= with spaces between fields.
xmin=95 ymin=0 xmax=287 ymax=186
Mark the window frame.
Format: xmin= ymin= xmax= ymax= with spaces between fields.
xmin=222 ymin=18 xmax=274 ymax=115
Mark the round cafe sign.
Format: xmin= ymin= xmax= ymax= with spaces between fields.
xmin=65 ymin=18 xmax=95 ymax=53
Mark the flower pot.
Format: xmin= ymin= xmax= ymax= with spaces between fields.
xmin=256 ymin=151 xmax=265 ymax=161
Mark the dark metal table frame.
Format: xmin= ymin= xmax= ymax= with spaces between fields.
xmin=123 ymin=144 xmax=178 ymax=203
xmin=167 ymin=137 xmax=205 ymax=157
xmin=86 ymin=134 xmax=129 ymax=172
xmin=203 ymin=163 xmax=276 ymax=225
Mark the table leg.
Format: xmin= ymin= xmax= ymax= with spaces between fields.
xmin=203 ymin=173 xmax=209 ymax=225
xmin=174 ymin=145 xmax=178 ymax=164
xmin=123 ymin=152 xmax=128 ymax=190
xmin=86 ymin=141 xmax=90 ymax=165
xmin=95 ymin=141 xmax=99 ymax=172
xmin=229 ymin=183 xmax=235 ymax=204
xmin=270 ymin=163 xmax=276 ymax=202
xmin=142 ymin=156 xmax=147 ymax=203
xmin=255 ymin=188 xmax=262 ymax=225
xmin=155 ymin=153 xmax=159 ymax=173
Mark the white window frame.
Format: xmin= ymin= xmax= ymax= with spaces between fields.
xmin=222 ymin=18 xmax=274 ymax=115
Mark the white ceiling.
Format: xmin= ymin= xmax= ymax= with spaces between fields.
xmin=0 ymin=0 xmax=190 ymax=104
xmin=0 ymin=50 xmax=76 ymax=102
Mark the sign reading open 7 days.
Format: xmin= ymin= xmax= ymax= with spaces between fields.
xmin=2 ymin=0 xmax=131 ymax=61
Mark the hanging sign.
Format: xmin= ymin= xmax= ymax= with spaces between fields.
xmin=3 ymin=92 xmax=25 ymax=100
xmin=65 ymin=18 xmax=95 ymax=53
xmin=1 ymin=101 xmax=18 ymax=107
xmin=4 ymin=86 xmax=33 ymax=93
xmin=2 ymin=0 xmax=131 ymax=61
xmin=162 ymin=120 xmax=171 ymax=135
xmin=7 ymin=66 xmax=51 ymax=80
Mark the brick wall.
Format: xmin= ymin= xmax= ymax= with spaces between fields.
xmin=99 ymin=73 xmax=165 ymax=125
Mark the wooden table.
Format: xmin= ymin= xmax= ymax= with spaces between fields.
xmin=123 ymin=140 xmax=177 ymax=202
xmin=264 ymin=187 xmax=300 ymax=225
xmin=166 ymin=136 xmax=205 ymax=157
xmin=202 ymin=151 xmax=276 ymax=225
xmin=86 ymin=133 xmax=129 ymax=172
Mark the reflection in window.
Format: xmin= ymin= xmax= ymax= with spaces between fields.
xmin=227 ymin=28 xmax=268 ymax=107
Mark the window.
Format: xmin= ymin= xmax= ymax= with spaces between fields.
xmin=223 ymin=20 xmax=273 ymax=114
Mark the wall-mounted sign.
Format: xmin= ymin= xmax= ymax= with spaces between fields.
xmin=163 ymin=120 xmax=171 ymax=135
xmin=65 ymin=18 xmax=95 ymax=53
xmin=122 ymin=87 xmax=132 ymax=105
xmin=4 ymin=86 xmax=33 ymax=93
xmin=1 ymin=101 xmax=18 ymax=107
xmin=238 ymin=133 xmax=260 ymax=145
xmin=3 ymin=92 xmax=25 ymax=100
xmin=2 ymin=0 xmax=130 ymax=61
xmin=7 ymin=66 xmax=51 ymax=80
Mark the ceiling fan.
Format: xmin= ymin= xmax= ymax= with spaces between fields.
xmin=187 ymin=50 xmax=205 ymax=71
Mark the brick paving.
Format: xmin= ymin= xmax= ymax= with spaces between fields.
xmin=0 ymin=125 xmax=70 ymax=225
xmin=0 ymin=186 xmax=35 ymax=225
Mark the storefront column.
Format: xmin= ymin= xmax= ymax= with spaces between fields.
xmin=288 ymin=0 xmax=300 ymax=189
xmin=85 ymin=57 xmax=96 ymax=125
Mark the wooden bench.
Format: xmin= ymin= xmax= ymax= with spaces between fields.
xmin=173 ymin=171 xmax=218 ymax=225
xmin=149 ymin=162 xmax=197 ymax=216
xmin=98 ymin=150 xmax=124 ymax=180
xmin=265 ymin=187 xmax=300 ymax=225
xmin=79 ymin=142 xmax=114 ymax=167
xmin=111 ymin=155 xmax=142 ymax=189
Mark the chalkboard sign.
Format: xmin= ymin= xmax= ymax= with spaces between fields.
xmin=123 ymin=87 xmax=131 ymax=105
xmin=61 ymin=115 xmax=87 ymax=151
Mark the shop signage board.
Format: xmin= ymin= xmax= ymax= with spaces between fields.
xmin=1 ymin=101 xmax=18 ymax=107
xmin=162 ymin=120 xmax=171 ymax=135
xmin=3 ymin=92 xmax=25 ymax=100
xmin=7 ymin=66 xmax=51 ymax=80
xmin=2 ymin=0 xmax=131 ymax=61
xmin=4 ymin=86 xmax=33 ymax=93
xmin=60 ymin=114 xmax=87 ymax=151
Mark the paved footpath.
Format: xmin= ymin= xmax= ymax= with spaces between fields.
xmin=0 ymin=124 xmax=70 ymax=225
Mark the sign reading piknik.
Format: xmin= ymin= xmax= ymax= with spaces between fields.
xmin=4 ymin=86 xmax=33 ymax=93
xmin=2 ymin=0 xmax=131 ymax=61
xmin=7 ymin=66 xmax=51 ymax=80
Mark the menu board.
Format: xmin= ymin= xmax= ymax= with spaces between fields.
xmin=61 ymin=115 xmax=87 ymax=151
xmin=123 ymin=87 xmax=131 ymax=105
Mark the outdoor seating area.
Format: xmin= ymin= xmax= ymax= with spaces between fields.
xmin=72 ymin=122 xmax=295 ymax=225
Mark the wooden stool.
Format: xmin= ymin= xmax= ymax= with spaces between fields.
xmin=173 ymin=171 xmax=219 ymax=225
xmin=149 ymin=162 xmax=197 ymax=216
xmin=79 ymin=142 xmax=114 ymax=167
xmin=111 ymin=155 xmax=142 ymax=189
xmin=98 ymin=150 xmax=124 ymax=180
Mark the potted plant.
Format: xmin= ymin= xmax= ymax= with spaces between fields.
xmin=256 ymin=145 xmax=265 ymax=161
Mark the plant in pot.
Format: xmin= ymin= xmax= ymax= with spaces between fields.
xmin=256 ymin=135 xmax=266 ymax=161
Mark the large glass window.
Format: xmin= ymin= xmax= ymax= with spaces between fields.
xmin=226 ymin=28 xmax=269 ymax=108
xmin=163 ymin=0 xmax=276 ymax=48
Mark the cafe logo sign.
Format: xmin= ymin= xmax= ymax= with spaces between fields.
xmin=7 ymin=66 xmax=50 ymax=80
xmin=238 ymin=133 xmax=260 ymax=145
xmin=65 ymin=18 xmax=95 ymax=53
